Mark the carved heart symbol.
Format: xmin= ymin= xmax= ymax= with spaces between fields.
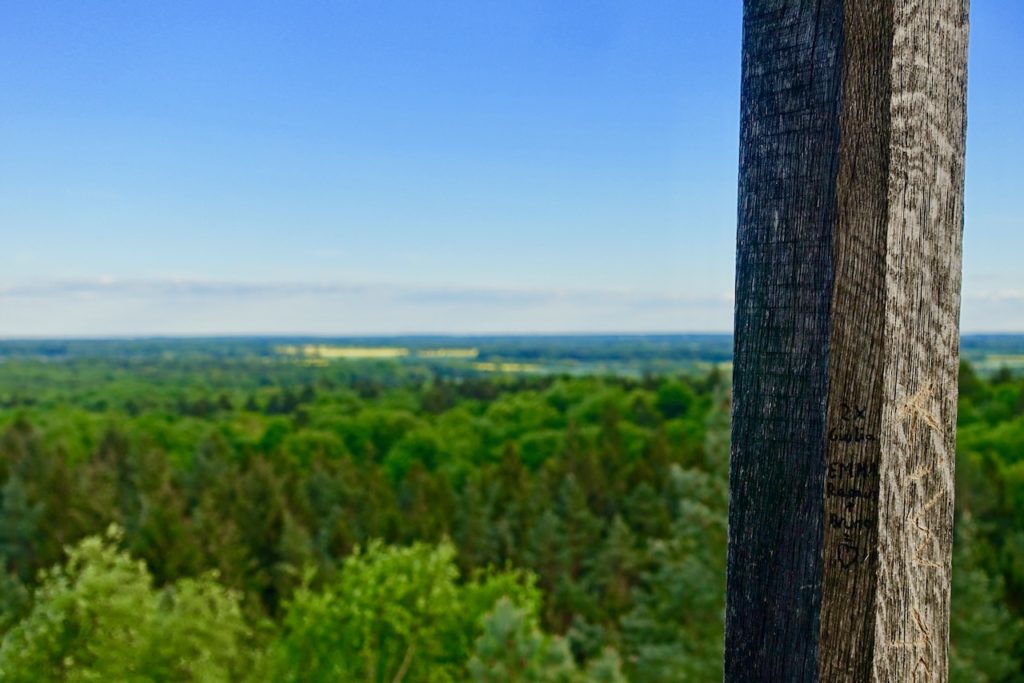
xmin=837 ymin=542 xmax=859 ymax=569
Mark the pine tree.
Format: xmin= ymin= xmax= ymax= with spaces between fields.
xmin=949 ymin=515 xmax=1024 ymax=683
xmin=0 ymin=474 xmax=44 ymax=581
xmin=622 ymin=465 xmax=726 ymax=682
xmin=588 ymin=515 xmax=640 ymax=620
xmin=468 ymin=597 xmax=577 ymax=683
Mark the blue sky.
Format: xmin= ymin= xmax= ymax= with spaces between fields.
xmin=1 ymin=2 xmax=1020 ymax=336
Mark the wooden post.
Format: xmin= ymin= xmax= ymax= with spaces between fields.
xmin=726 ymin=1 xmax=969 ymax=682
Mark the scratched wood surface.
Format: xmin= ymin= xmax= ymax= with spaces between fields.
xmin=727 ymin=1 xmax=969 ymax=681
xmin=873 ymin=1 xmax=969 ymax=681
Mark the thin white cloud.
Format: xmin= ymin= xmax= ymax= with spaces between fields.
xmin=1 ymin=278 xmax=1018 ymax=336
xmin=969 ymin=289 xmax=1024 ymax=303
xmin=0 ymin=277 xmax=734 ymax=336
xmin=0 ymin=277 xmax=730 ymax=307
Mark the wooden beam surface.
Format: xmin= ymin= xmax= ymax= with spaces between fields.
xmin=727 ymin=1 xmax=969 ymax=681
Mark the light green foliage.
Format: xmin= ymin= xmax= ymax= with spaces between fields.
xmin=582 ymin=649 xmax=629 ymax=683
xmin=468 ymin=598 xmax=629 ymax=683
xmin=457 ymin=566 xmax=544 ymax=643
xmin=270 ymin=540 xmax=541 ymax=682
xmin=0 ymin=527 xmax=250 ymax=682
xmin=468 ymin=597 xmax=578 ymax=682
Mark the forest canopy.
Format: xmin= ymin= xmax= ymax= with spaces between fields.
xmin=0 ymin=338 xmax=1021 ymax=681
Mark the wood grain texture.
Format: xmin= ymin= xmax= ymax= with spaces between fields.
xmin=728 ymin=1 xmax=968 ymax=681
xmin=817 ymin=0 xmax=893 ymax=678
xmin=873 ymin=2 xmax=969 ymax=681
xmin=728 ymin=2 xmax=843 ymax=680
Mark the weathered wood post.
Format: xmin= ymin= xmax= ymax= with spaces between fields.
xmin=726 ymin=1 xmax=969 ymax=681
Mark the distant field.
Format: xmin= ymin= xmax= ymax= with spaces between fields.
xmin=0 ymin=334 xmax=735 ymax=377
xmin=0 ymin=333 xmax=1019 ymax=377
xmin=960 ymin=335 xmax=1024 ymax=375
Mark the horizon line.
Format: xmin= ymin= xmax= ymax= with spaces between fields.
xmin=2 ymin=331 xmax=1023 ymax=342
